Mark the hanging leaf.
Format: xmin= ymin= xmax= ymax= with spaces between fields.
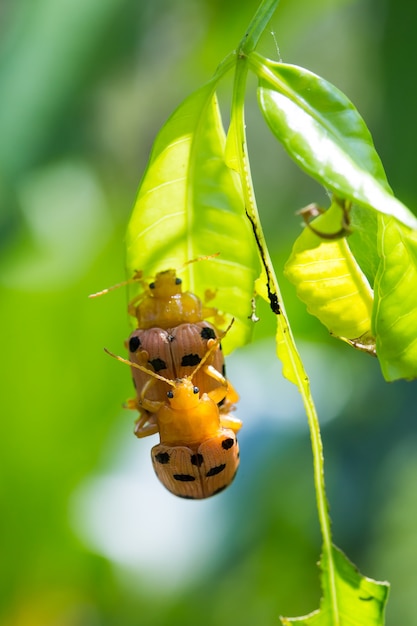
xmin=125 ymin=80 xmax=259 ymax=353
xmin=348 ymin=205 xmax=380 ymax=287
xmin=373 ymin=216 xmax=417 ymax=380
xmin=284 ymin=201 xmax=374 ymax=346
xmin=281 ymin=545 xmax=389 ymax=625
xmin=255 ymin=57 xmax=417 ymax=230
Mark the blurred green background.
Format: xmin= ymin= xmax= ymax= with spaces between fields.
xmin=1 ymin=0 xmax=417 ymax=624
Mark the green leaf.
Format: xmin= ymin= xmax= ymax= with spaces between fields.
xmin=281 ymin=545 xmax=389 ymax=625
xmin=125 ymin=80 xmax=259 ymax=353
xmin=348 ymin=206 xmax=380 ymax=287
xmin=284 ymin=201 xmax=374 ymax=344
xmin=255 ymin=57 xmax=417 ymax=231
xmin=373 ymin=216 xmax=417 ymax=380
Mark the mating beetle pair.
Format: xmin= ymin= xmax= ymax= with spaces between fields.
xmin=94 ymin=265 xmax=242 ymax=499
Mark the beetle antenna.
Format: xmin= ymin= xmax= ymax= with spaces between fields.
xmin=89 ymin=271 xmax=143 ymax=298
xmin=90 ymin=254 xmax=221 ymax=298
xmin=186 ymin=318 xmax=234 ymax=381
xmin=104 ymin=348 xmax=176 ymax=387
xmin=178 ymin=253 xmax=220 ymax=274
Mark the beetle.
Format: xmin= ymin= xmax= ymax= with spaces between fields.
xmin=126 ymin=320 xmax=238 ymax=411
xmin=127 ymin=268 xmax=225 ymax=330
xmin=105 ymin=328 xmax=241 ymax=499
xmin=137 ymin=376 xmax=242 ymax=499
xmin=90 ymin=259 xmax=225 ymax=331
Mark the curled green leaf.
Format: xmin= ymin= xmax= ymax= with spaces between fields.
xmin=284 ymin=201 xmax=374 ymax=344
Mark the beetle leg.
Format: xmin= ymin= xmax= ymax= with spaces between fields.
xmin=138 ymin=378 xmax=164 ymax=413
xmin=204 ymin=363 xmax=227 ymax=385
xmin=124 ymin=397 xmax=139 ymax=410
xmin=224 ymin=380 xmax=239 ymax=404
xmin=202 ymin=305 xmax=226 ymax=328
xmin=204 ymin=339 xmax=239 ymax=404
xmin=202 ymin=290 xmax=227 ymax=327
xmin=202 ymin=364 xmax=228 ymax=404
xmin=219 ymin=414 xmax=243 ymax=433
xmin=134 ymin=411 xmax=159 ymax=438
xmin=202 ymin=364 xmax=239 ymax=407
xmin=127 ymin=293 xmax=145 ymax=319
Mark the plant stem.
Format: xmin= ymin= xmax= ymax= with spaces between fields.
xmin=210 ymin=0 xmax=279 ymax=90
xmin=231 ymin=49 xmax=340 ymax=626
xmin=238 ymin=0 xmax=280 ymax=55
xmin=211 ymin=0 xmax=279 ymax=94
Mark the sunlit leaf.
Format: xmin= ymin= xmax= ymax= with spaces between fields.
xmin=126 ymin=80 xmax=259 ymax=353
xmin=284 ymin=201 xmax=374 ymax=344
xmin=281 ymin=545 xmax=389 ymax=625
xmin=373 ymin=216 xmax=417 ymax=380
xmin=256 ymin=58 xmax=417 ymax=231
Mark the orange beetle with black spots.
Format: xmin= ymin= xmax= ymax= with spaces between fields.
xmin=92 ymin=261 xmax=242 ymax=499
xmin=106 ymin=333 xmax=242 ymax=499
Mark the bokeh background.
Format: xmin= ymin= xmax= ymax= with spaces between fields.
xmin=1 ymin=0 xmax=417 ymax=624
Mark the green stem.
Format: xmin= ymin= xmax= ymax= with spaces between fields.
xmin=238 ymin=0 xmax=280 ymax=55
xmin=231 ymin=52 xmax=340 ymax=625
xmin=210 ymin=0 xmax=279 ymax=98
xmin=211 ymin=0 xmax=279 ymax=88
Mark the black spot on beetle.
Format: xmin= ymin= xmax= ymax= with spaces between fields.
xmin=222 ymin=438 xmax=234 ymax=450
xmin=191 ymin=453 xmax=203 ymax=467
xmin=173 ymin=474 xmax=196 ymax=482
xmin=206 ymin=464 xmax=226 ymax=477
xmin=154 ymin=452 xmax=170 ymax=464
xmin=181 ymin=353 xmax=201 ymax=367
xmin=129 ymin=336 xmax=141 ymax=352
xmin=200 ymin=326 xmax=216 ymax=340
xmin=149 ymin=357 xmax=167 ymax=372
